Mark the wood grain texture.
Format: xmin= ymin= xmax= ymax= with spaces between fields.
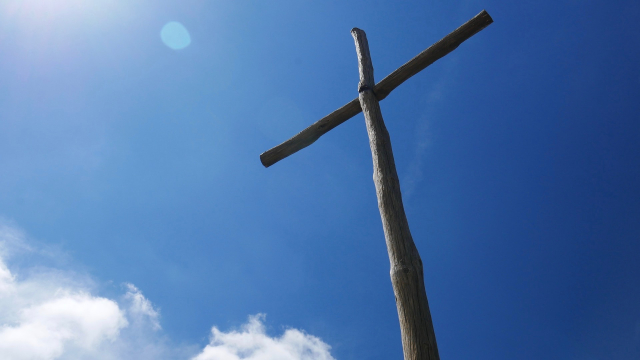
xmin=352 ymin=28 xmax=440 ymax=360
xmin=260 ymin=10 xmax=493 ymax=167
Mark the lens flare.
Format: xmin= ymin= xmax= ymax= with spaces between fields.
xmin=160 ymin=22 xmax=191 ymax=50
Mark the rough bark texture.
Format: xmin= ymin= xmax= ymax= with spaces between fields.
xmin=260 ymin=10 xmax=493 ymax=167
xmin=352 ymin=28 xmax=440 ymax=360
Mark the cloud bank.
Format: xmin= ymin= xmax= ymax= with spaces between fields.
xmin=0 ymin=223 xmax=335 ymax=360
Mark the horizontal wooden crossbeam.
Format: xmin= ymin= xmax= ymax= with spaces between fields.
xmin=260 ymin=10 xmax=493 ymax=168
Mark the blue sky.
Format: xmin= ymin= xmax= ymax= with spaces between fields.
xmin=1 ymin=0 xmax=639 ymax=359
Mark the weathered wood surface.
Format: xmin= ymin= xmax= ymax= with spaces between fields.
xmin=260 ymin=10 xmax=493 ymax=167
xmin=352 ymin=28 xmax=440 ymax=360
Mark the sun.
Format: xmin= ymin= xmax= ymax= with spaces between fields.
xmin=2 ymin=0 xmax=124 ymax=25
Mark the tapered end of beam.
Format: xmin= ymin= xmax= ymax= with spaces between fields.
xmin=260 ymin=152 xmax=274 ymax=168
xmin=480 ymin=9 xmax=494 ymax=25
xmin=473 ymin=10 xmax=493 ymax=36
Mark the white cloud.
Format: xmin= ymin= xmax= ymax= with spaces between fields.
xmin=193 ymin=314 xmax=335 ymax=360
xmin=0 ymin=259 xmax=13 ymax=294
xmin=0 ymin=223 xmax=336 ymax=360
xmin=0 ymin=292 xmax=126 ymax=360
xmin=123 ymin=283 xmax=161 ymax=331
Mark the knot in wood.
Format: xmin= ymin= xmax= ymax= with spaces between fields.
xmin=392 ymin=263 xmax=414 ymax=275
xmin=358 ymin=84 xmax=374 ymax=94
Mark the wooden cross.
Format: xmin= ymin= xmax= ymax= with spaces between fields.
xmin=260 ymin=10 xmax=493 ymax=360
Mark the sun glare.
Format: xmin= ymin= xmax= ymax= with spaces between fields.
xmin=2 ymin=0 xmax=123 ymax=25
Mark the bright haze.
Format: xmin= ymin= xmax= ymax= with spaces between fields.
xmin=1 ymin=1 xmax=639 ymax=359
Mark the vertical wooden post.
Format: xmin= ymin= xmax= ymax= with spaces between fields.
xmin=352 ymin=28 xmax=440 ymax=360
